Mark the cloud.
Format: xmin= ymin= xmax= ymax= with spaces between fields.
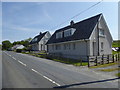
xmin=2 ymin=22 xmax=52 ymax=34
xmin=3 ymin=23 xmax=40 ymax=32
xmin=35 ymin=2 xmax=46 ymax=5
xmin=43 ymin=8 xmax=53 ymax=21
xmin=22 ymin=8 xmax=53 ymax=26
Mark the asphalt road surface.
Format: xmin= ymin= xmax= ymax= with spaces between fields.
xmin=2 ymin=51 xmax=119 ymax=88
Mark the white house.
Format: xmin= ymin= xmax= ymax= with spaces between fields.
xmin=46 ymin=14 xmax=113 ymax=61
xmin=30 ymin=31 xmax=51 ymax=51
xmin=11 ymin=45 xmax=24 ymax=50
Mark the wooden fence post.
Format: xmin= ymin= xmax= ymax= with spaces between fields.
xmin=118 ymin=53 xmax=120 ymax=61
xmin=95 ymin=56 xmax=98 ymax=66
xmin=80 ymin=59 xmax=82 ymax=66
xmin=113 ymin=54 xmax=114 ymax=63
xmin=102 ymin=54 xmax=104 ymax=64
xmin=116 ymin=54 xmax=118 ymax=61
xmin=87 ymin=56 xmax=90 ymax=67
xmin=107 ymin=55 xmax=109 ymax=64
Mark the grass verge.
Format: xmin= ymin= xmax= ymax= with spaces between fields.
xmin=22 ymin=52 xmax=88 ymax=66
xmin=115 ymin=73 xmax=120 ymax=77
xmin=50 ymin=59 xmax=88 ymax=66
xmin=89 ymin=62 xmax=118 ymax=68
xmin=99 ymin=68 xmax=120 ymax=72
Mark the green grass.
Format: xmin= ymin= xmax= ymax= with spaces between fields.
xmin=51 ymin=59 xmax=88 ymax=66
xmin=73 ymin=62 xmax=88 ymax=66
xmin=38 ymin=52 xmax=47 ymax=54
xmin=22 ymin=52 xmax=30 ymax=54
xmin=99 ymin=68 xmax=120 ymax=72
xmin=112 ymin=51 xmax=120 ymax=55
xmin=112 ymin=40 xmax=120 ymax=47
xmin=89 ymin=62 xmax=118 ymax=68
xmin=115 ymin=73 xmax=120 ymax=77
xmin=23 ymin=52 xmax=86 ymax=66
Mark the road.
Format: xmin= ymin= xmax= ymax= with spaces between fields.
xmin=2 ymin=51 xmax=119 ymax=88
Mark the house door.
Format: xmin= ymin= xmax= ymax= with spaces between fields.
xmin=41 ymin=44 xmax=43 ymax=51
xmin=93 ymin=42 xmax=96 ymax=56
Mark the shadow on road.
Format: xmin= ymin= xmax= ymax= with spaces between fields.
xmin=53 ymin=77 xmax=120 ymax=88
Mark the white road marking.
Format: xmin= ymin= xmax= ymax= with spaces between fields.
xmin=31 ymin=68 xmax=60 ymax=86
xmin=12 ymin=57 xmax=17 ymax=60
xmin=4 ymin=52 xmax=27 ymax=66
xmin=18 ymin=60 xmax=27 ymax=66
xmin=4 ymin=51 xmax=60 ymax=86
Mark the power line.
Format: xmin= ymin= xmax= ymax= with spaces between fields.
xmin=51 ymin=0 xmax=103 ymax=30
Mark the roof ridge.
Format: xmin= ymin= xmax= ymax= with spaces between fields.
xmin=56 ymin=13 xmax=102 ymax=32
xmin=46 ymin=13 xmax=103 ymax=44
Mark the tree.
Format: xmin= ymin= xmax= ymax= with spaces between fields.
xmin=12 ymin=38 xmax=32 ymax=47
xmin=12 ymin=38 xmax=32 ymax=51
xmin=2 ymin=40 xmax=12 ymax=50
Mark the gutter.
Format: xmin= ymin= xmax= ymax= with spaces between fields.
xmin=46 ymin=39 xmax=90 ymax=45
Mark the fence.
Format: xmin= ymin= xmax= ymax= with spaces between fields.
xmin=43 ymin=53 xmax=85 ymax=64
xmin=88 ymin=53 xmax=120 ymax=67
xmin=25 ymin=51 xmax=120 ymax=67
xmin=31 ymin=52 xmax=87 ymax=65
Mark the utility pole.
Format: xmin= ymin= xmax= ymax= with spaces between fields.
xmin=97 ymin=22 xmax=100 ymax=56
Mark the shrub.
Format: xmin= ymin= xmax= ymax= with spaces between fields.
xmin=16 ymin=49 xmax=22 ymax=53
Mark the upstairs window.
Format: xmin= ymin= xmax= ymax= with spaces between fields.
xmin=99 ymin=29 xmax=104 ymax=36
xmin=64 ymin=28 xmax=76 ymax=37
xmin=32 ymin=37 xmax=38 ymax=42
xmin=56 ymin=32 xmax=62 ymax=39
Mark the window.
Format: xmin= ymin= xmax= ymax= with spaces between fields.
xmin=68 ymin=43 xmax=71 ymax=49
xmin=64 ymin=28 xmax=76 ymax=37
xmin=64 ymin=43 xmax=71 ymax=50
xmin=71 ymin=28 xmax=76 ymax=35
xmin=32 ymin=37 xmax=38 ymax=42
xmin=99 ymin=29 xmax=104 ymax=36
xmin=73 ymin=43 xmax=76 ymax=50
xmin=101 ymin=42 xmax=103 ymax=49
xmin=64 ymin=30 xmax=71 ymax=37
xmin=55 ymin=44 xmax=61 ymax=50
xmin=52 ymin=45 xmax=54 ymax=50
xmin=56 ymin=32 xmax=62 ymax=39
xmin=35 ymin=38 xmax=38 ymax=41
xmin=64 ymin=44 xmax=66 ymax=50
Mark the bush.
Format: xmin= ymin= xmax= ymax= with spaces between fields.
xmin=16 ymin=49 xmax=22 ymax=53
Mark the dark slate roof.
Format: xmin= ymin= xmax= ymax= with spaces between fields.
xmin=30 ymin=32 xmax=47 ymax=44
xmin=46 ymin=14 xmax=102 ymax=44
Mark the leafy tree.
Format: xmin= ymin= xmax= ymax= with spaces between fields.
xmin=12 ymin=38 xmax=32 ymax=51
xmin=12 ymin=38 xmax=32 ymax=46
xmin=2 ymin=40 xmax=12 ymax=50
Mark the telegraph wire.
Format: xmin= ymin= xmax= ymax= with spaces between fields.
xmin=50 ymin=0 xmax=103 ymax=31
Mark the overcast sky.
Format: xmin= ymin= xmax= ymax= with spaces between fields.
xmin=2 ymin=1 xmax=118 ymax=43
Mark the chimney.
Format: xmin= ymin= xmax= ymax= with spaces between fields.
xmin=70 ymin=20 xmax=74 ymax=26
xmin=39 ymin=32 xmax=42 ymax=35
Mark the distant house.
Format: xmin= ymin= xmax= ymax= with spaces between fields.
xmin=46 ymin=14 xmax=113 ymax=60
xmin=30 ymin=31 xmax=51 ymax=51
xmin=12 ymin=45 xmax=24 ymax=50
xmin=112 ymin=47 xmax=120 ymax=51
